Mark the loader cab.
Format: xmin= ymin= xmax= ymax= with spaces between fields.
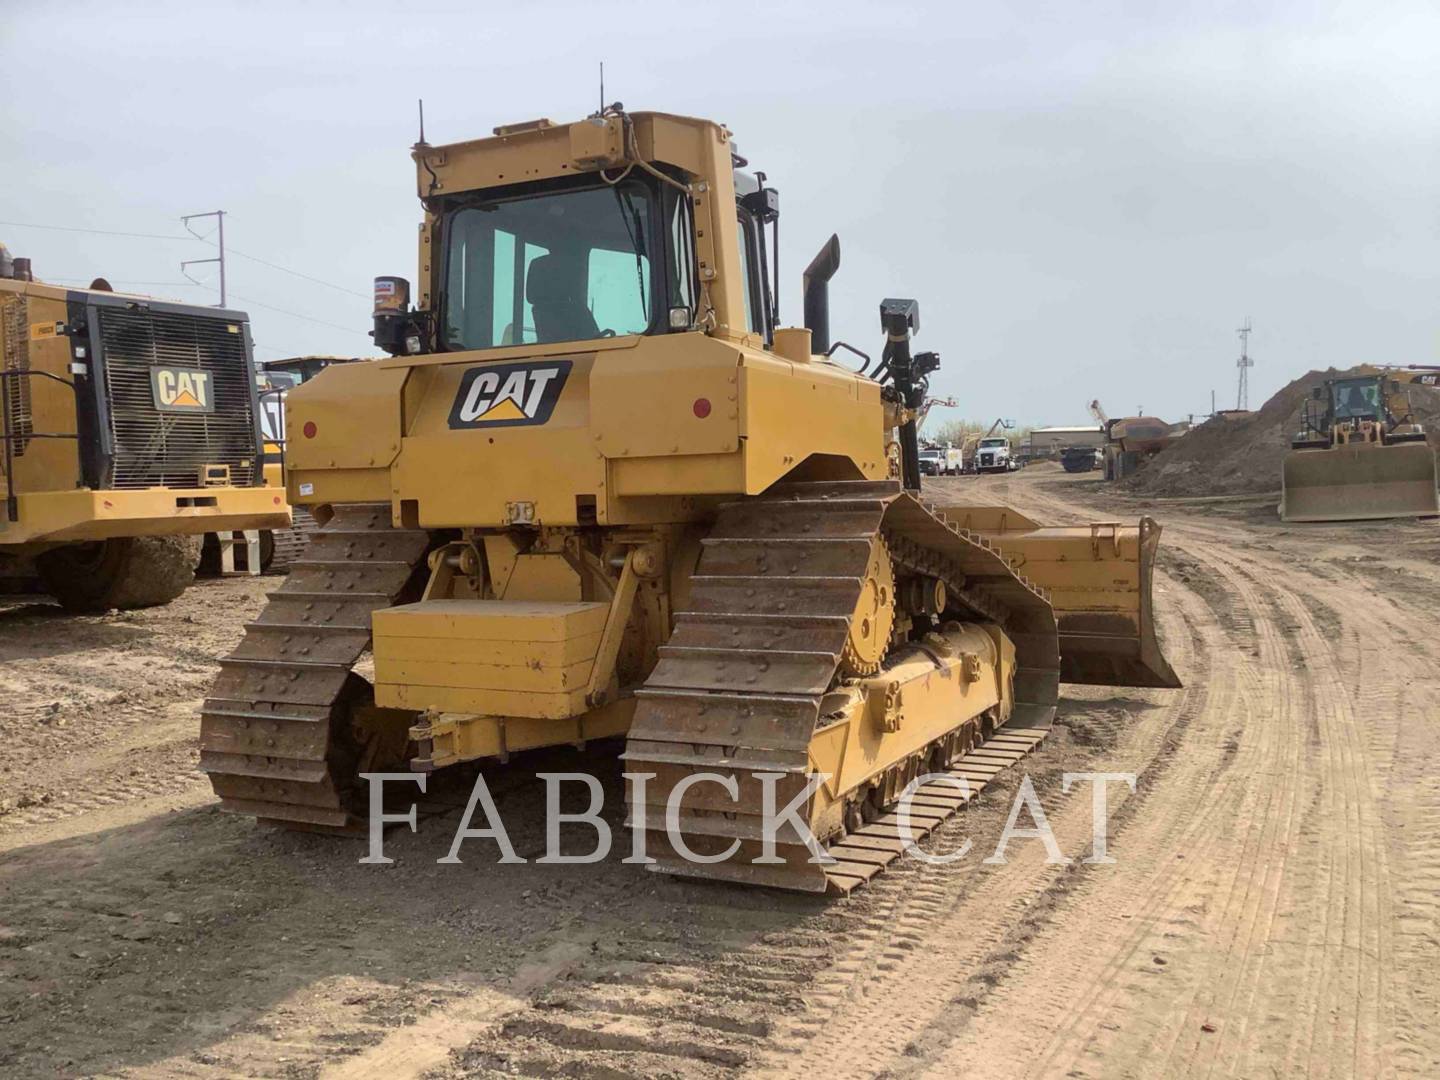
xmin=1329 ymin=377 xmax=1383 ymax=423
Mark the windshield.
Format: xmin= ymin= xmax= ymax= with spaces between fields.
xmin=1331 ymin=379 xmax=1381 ymax=420
xmin=443 ymin=179 xmax=659 ymax=350
xmin=260 ymin=370 xmax=300 ymax=391
xmin=980 ymin=438 xmax=1007 ymax=448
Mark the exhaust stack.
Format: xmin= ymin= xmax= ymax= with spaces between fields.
xmin=802 ymin=234 xmax=840 ymax=354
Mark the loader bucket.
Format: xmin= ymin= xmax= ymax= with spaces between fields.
xmin=938 ymin=507 xmax=1182 ymax=689
xmin=1280 ymin=443 xmax=1439 ymax=523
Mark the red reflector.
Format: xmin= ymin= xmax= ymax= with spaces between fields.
xmin=693 ymin=398 xmax=712 ymax=419
xmin=273 ymin=496 xmax=282 ymax=505
xmin=302 ymin=421 xmax=317 ymax=439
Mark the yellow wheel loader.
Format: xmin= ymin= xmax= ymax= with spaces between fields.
xmin=199 ymin=109 xmax=1179 ymax=892
xmin=1280 ymin=369 xmax=1440 ymax=523
xmin=0 ymin=248 xmax=290 ymax=611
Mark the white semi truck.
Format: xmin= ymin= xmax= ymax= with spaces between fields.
xmin=974 ymin=436 xmax=1018 ymax=473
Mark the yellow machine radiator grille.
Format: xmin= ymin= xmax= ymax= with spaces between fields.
xmin=1 ymin=295 xmax=32 ymax=460
xmin=97 ymin=306 xmax=259 ymax=489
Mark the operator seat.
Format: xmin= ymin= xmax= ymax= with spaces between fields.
xmin=526 ymin=254 xmax=598 ymax=344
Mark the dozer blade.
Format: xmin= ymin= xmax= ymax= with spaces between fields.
xmin=938 ymin=507 xmax=1181 ymax=689
xmin=1280 ymin=443 xmax=1440 ymax=523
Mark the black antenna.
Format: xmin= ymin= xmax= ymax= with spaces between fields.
xmin=417 ymin=98 xmax=427 ymax=145
xmin=600 ymin=62 xmax=605 ymax=114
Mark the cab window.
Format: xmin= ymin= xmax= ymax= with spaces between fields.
xmin=735 ymin=214 xmax=764 ymax=336
xmin=443 ymin=179 xmax=657 ymax=350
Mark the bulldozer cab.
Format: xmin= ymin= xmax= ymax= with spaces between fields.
xmin=441 ymin=180 xmax=671 ymax=350
xmin=391 ymin=113 xmax=771 ymax=356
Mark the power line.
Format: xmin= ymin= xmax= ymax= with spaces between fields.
xmin=253 ymin=342 xmax=317 ymax=358
xmin=226 ymin=290 xmax=369 ymax=337
xmin=41 ymin=260 xmax=365 ymax=340
xmin=0 ymin=218 xmax=188 ymax=241
xmin=4 ymin=217 xmax=372 ymax=300
xmin=218 ymin=244 xmax=371 ymax=300
xmin=47 ymin=277 xmax=201 ymax=287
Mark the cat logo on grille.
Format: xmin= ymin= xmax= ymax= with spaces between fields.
xmin=448 ymin=360 xmax=572 ymax=429
xmin=150 ymin=366 xmax=216 ymax=414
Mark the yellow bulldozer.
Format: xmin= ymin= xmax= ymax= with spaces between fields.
xmin=199 ymin=108 xmax=1179 ymax=892
xmin=0 ymin=246 xmax=290 ymax=610
xmin=225 ymin=355 xmax=367 ymax=571
xmin=1280 ymin=369 xmax=1440 ymax=522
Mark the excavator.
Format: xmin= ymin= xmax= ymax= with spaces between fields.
xmin=1280 ymin=368 xmax=1439 ymax=522
xmin=199 ymin=108 xmax=1179 ymax=893
xmin=0 ymin=243 xmax=289 ymax=610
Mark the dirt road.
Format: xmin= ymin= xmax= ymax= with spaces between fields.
xmin=1 ymin=468 xmax=1437 ymax=1078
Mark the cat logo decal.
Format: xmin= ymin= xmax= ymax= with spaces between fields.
xmin=448 ymin=360 xmax=572 ymax=429
xmin=150 ymin=367 xmax=215 ymax=414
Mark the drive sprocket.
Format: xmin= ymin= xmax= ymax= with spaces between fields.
xmin=839 ymin=536 xmax=895 ymax=677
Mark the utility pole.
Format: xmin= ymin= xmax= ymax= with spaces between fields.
xmin=181 ymin=210 xmax=227 ymax=307
xmin=1235 ymin=317 xmax=1255 ymax=410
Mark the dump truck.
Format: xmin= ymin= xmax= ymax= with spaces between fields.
xmin=1088 ymin=400 xmax=1186 ymax=480
xmin=198 ymin=108 xmax=1179 ymax=893
xmin=0 ymin=247 xmax=289 ymax=611
xmin=1280 ymin=369 xmax=1440 ymax=522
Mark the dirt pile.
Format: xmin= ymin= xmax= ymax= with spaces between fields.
xmin=1126 ymin=367 xmax=1440 ymax=498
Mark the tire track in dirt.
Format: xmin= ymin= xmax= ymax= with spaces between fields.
xmin=1027 ymin=477 xmax=1432 ymax=1077
xmin=0 ymin=578 xmax=268 ymax=840
xmin=1158 ymin=523 xmax=1404 ymax=1077
xmin=1146 ymin=543 xmax=1322 ymax=1077
xmin=1236 ymin=535 xmax=1440 ymax=1076
xmin=924 ymin=544 xmax=1270 ymax=1077
xmin=434 ymin=891 xmax=831 ymax=1078
xmin=905 ymin=474 xmax=1416 ymax=1078
xmin=0 ymin=708 xmax=207 ymax=840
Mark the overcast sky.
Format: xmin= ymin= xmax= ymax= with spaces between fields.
xmin=2 ymin=1 xmax=1435 ymax=426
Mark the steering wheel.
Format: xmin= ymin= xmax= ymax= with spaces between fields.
xmin=598 ymin=328 xmax=617 ymax=338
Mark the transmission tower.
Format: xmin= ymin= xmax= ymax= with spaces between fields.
xmin=180 ymin=210 xmax=227 ymax=307
xmin=1235 ymin=318 xmax=1254 ymax=410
